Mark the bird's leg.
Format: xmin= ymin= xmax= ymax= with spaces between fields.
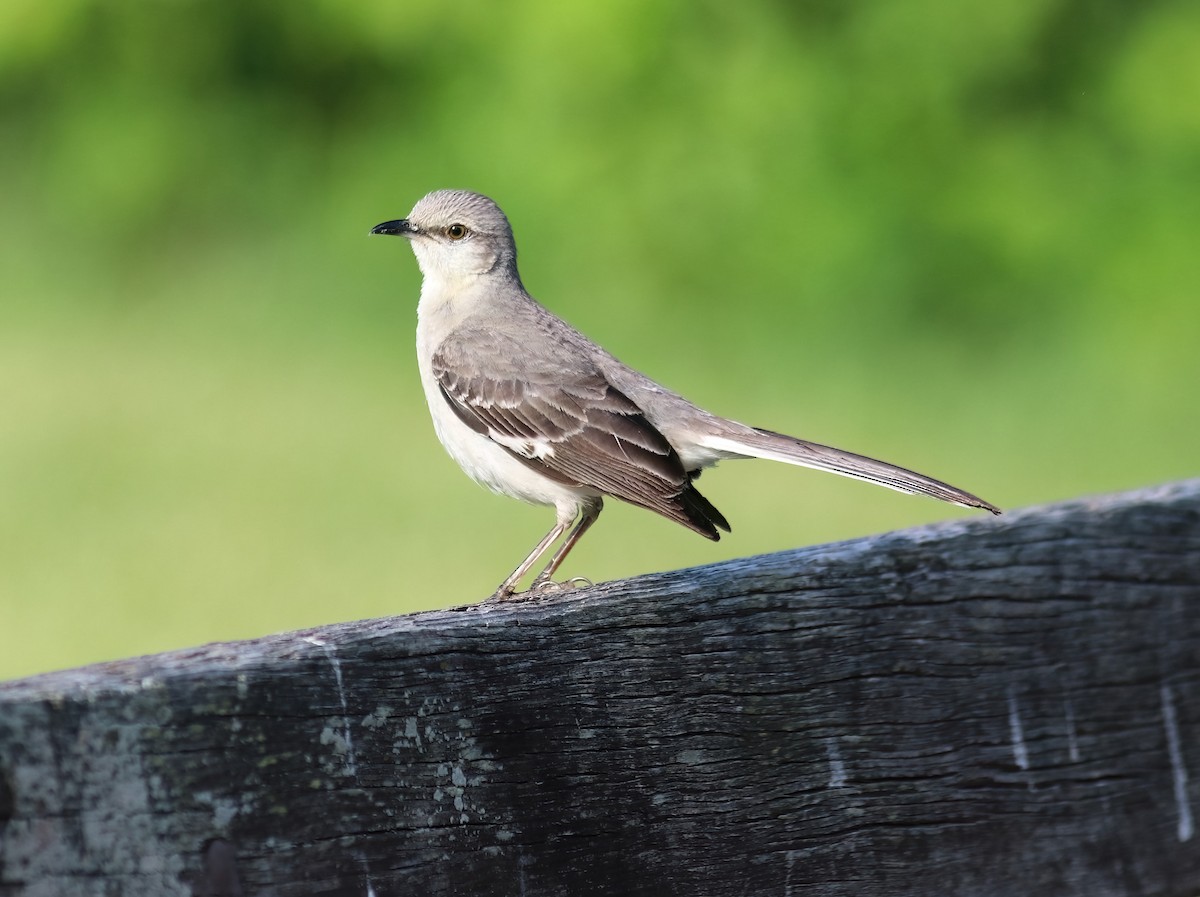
xmin=530 ymin=499 xmax=602 ymax=592
xmin=490 ymin=517 xmax=573 ymax=600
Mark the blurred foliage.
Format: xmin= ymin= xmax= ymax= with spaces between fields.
xmin=1 ymin=0 xmax=1197 ymax=679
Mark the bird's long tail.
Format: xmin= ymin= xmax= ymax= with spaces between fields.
xmin=698 ymin=426 xmax=1001 ymax=515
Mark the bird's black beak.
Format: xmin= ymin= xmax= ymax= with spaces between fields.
xmin=370 ymin=219 xmax=417 ymax=237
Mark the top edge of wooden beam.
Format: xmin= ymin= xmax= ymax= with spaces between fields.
xmin=4 ymin=477 xmax=1197 ymax=699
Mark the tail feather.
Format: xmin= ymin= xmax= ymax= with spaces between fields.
xmin=700 ymin=427 xmax=1001 ymax=515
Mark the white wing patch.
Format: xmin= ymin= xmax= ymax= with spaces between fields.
xmin=490 ymin=431 xmax=556 ymax=460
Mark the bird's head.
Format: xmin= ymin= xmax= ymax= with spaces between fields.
xmin=371 ymin=190 xmax=518 ymax=283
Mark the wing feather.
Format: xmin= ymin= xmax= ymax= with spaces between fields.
xmin=431 ymin=329 xmax=729 ymax=538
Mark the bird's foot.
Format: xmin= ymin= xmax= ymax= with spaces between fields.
xmin=531 ymin=575 xmax=593 ymax=594
xmin=500 ymin=575 xmax=594 ymax=600
xmin=486 ymin=576 xmax=593 ymax=602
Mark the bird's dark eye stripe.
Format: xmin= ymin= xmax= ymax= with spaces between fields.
xmin=447 ymin=224 xmax=468 ymax=240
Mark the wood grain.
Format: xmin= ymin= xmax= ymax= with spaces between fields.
xmin=1 ymin=480 xmax=1198 ymax=897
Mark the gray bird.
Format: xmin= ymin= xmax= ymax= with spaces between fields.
xmin=372 ymin=190 xmax=999 ymax=599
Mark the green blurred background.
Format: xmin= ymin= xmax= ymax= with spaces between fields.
xmin=1 ymin=0 xmax=1197 ymax=680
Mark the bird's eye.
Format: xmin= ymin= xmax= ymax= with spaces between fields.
xmin=446 ymin=224 xmax=468 ymax=240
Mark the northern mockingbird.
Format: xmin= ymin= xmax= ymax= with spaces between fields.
xmin=372 ymin=189 xmax=999 ymax=599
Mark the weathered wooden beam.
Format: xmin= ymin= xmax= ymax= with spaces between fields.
xmin=1 ymin=480 xmax=1198 ymax=897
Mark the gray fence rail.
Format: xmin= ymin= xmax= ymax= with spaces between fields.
xmin=2 ymin=480 xmax=1199 ymax=897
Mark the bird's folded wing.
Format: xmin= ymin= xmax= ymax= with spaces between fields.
xmin=431 ymin=329 xmax=726 ymax=536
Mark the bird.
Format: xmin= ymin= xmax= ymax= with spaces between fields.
xmin=371 ymin=189 xmax=999 ymax=599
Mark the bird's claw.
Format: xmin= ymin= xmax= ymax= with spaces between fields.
xmin=531 ymin=575 xmax=593 ymax=593
xmin=486 ymin=575 xmax=594 ymax=602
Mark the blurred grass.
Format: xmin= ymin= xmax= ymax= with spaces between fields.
xmin=1 ymin=0 xmax=1197 ymax=679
